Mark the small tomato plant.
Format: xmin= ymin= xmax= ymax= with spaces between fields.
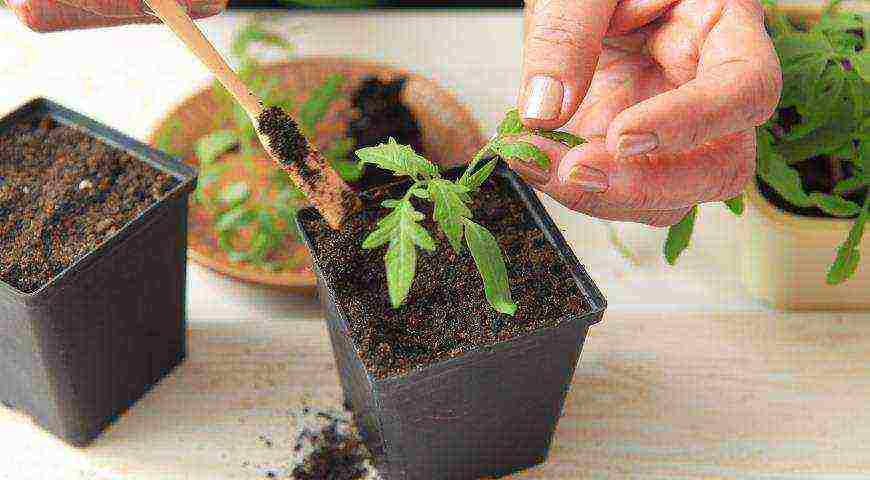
xmin=359 ymin=110 xmax=584 ymax=314
xmin=156 ymin=20 xmax=362 ymax=271
xmin=663 ymin=0 xmax=868 ymax=285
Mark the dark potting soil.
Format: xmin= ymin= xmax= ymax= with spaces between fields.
xmin=258 ymin=106 xmax=314 ymax=179
xmin=347 ymin=77 xmax=425 ymax=191
xmin=302 ymin=174 xmax=589 ymax=379
xmin=291 ymin=407 xmax=379 ymax=480
xmin=0 ymin=116 xmax=178 ymax=293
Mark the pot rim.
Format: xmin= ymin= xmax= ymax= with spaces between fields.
xmin=297 ymin=162 xmax=607 ymax=384
xmin=746 ymin=178 xmax=858 ymax=235
xmin=0 ymin=97 xmax=197 ymax=303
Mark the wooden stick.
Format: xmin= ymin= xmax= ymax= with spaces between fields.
xmin=142 ymin=0 xmax=359 ymax=229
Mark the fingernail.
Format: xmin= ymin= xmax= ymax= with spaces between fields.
xmin=617 ymin=133 xmax=659 ymax=158
xmin=523 ymin=75 xmax=564 ymax=121
xmin=508 ymin=159 xmax=549 ymax=187
xmin=567 ymin=165 xmax=608 ymax=193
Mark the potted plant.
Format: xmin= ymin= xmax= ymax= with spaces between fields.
xmin=0 ymin=98 xmax=196 ymax=446
xmin=633 ymin=0 xmax=868 ymax=310
xmin=297 ymin=113 xmax=606 ymax=479
xmin=150 ymin=20 xmax=483 ymax=289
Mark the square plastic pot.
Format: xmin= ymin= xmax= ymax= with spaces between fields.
xmin=0 ymin=98 xmax=197 ymax=446
xmin=298 ymin=163 xmax=606 ymax=480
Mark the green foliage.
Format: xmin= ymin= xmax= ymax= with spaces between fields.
xmin=359 ymin=139 xmax=515 ymax=314
xmin=662 ymin=0 xmax=868 ymax=283
xmin=184 ymin=20 xmax=362 ymax=271
xmin=359 ymin=110 xmax=585 ymax=314
xmin=664 ymin=206 xmax=697 ymax=265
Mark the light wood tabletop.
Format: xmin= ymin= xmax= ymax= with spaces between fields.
xmin=1 ymin=5 xmax=869 ymax=479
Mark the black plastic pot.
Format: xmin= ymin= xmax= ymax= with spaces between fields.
xmin=297 ymin=163 xmax=606 ymax=480
xmin=0 ymin=99 xmax=197 ymax=446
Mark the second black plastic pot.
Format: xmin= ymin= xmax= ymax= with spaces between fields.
xmin=0 ymin=99 xmax=197 ymax=446
xmin=298 ymin=163 xmax=606 ymax=480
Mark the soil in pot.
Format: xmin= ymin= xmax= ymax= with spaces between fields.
xmin=301 ymin=173 xmax=589 ymax=379
xmin=347 ymin=76 xmax=425 ymax=191
xmin=0 ymin=116 xmax=178 ymax=293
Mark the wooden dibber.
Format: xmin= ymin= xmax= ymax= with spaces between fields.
xmin=143 ymin=0 xmax=359 ymax=229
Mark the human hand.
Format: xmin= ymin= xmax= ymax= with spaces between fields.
xmin=9 ymin=0 xmax=225 ymax=32
xmin=511 ymin=0 xmax=782 ymax=226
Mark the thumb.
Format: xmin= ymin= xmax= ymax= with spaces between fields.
xmin=519 ymin=0 xmax=619 ymax=130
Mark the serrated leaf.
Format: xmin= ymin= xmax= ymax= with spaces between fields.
xmin=827 ymin=179 xmax=869 ymax=283
xmin=812 ymin=11 xmax=864 ymax=35
xmin=372 ymin=200 xmax=436 ymax=308
xmin=298 ymin=74 xmax=345 ymax=134
xmin=810 ymin=192 xmax=862 ymax=217
xmin=195 ymin=129 xmax=238 ymax=165
xmin=834 ymin=176 xmax=868 ymax=195
xmin=429 ymin=179 xmax=473 ymax=253
xmin=493 ymin=141 xmax=550 ymax=169
xmin=220 ymin=182 xmax=251 ymax=207
xmin=215 ymin=206 xmax=255 ymax=232
xmin=664 ymin=206 xmax=697 ymax=265
xmin=828 ymin=243 xmax=861 ymax=284
xmin=724 ymin=195 xmax=745 ymax=215
xmin=460 ymin=158 xmax=498 ymax=191
xmin=356 ymin=138 xmax=438 ymax=180
xmin=757 ymin=129 xmax=814 ymax=207
xmin=498 ymin=109 xmax=524 ymax=135
xmin=463 ymin=218 xmax=517 ymax=315
xmin=231 ymin=22 xmax=293 ymax=60
xmin=778 ymin=125 xmax=855 ymax=162
xmin=776 ymin=32 xmax=833 ymax=64
xmin=537 ymin=130 xmax=586 ymax=148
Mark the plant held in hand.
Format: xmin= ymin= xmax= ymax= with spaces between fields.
xmin=358 ymin=111 xmax=584 ymax=314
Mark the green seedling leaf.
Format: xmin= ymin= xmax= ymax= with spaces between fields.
xmin=215 ymin=206 xmax=256 ymax=232
xmin=492 ymin=141 xmax=550 ymax=169
xmin=834 ymin=176 xmax=869 ymax=195
xmin=429 ymin=179 xmax=473 ymax=253
xmin=498 ymin=109 xmax=524 ymax=135
xmin=364 ymin=200 xmax=435 ymax=308
xmin=460 ymin=158 xmax=498 ymax=191
xmin=811 ymin=192 xmax=862 ymax=217
xmin=664 ymin=206 xmax=697 ymax=265
xmin=538 ymin=130 xmax=586 ymax=148
xmin=220 ymin=182 xmax=251 ymax=207
xmin=195 ymin=129 xmax=239 ymax=165
xmin=356 ymin=138 xmax=438 ymax=180
xmin=463 ymin=218 xmax=517 ymax=315
xmin=827 ymin=204 xmax=867 ymax=285
xmin=298 ymin=74 xmax=345 ymax=134
xmin=757 ymin=129 xmax=814 ymax=207
xmin=231 ymin=21 xmax=293 ymax=60
xmin=724 ymin=195 xmax=745 ymax=216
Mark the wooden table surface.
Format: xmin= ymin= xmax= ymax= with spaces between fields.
xmin=2 ymin=5 xmax=870 ymax=479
